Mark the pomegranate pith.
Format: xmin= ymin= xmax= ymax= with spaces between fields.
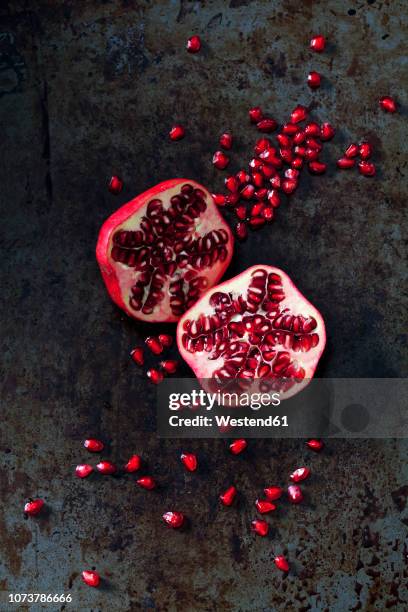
xmin=82 ymin=570 xmax=100 ymax=587
xmin=109 ymin=176 xmax=123 ymax=195
xmin=24 ymin=499 xmax=44 ymax=516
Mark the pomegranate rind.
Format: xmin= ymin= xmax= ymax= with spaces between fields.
xmin=96 ymin=179 xmax=234 ymax=322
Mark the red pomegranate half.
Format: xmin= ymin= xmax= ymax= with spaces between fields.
xmin=96 ymin=179 xmax=234 ymax=322
xmin=177 ymin=266 xmax=326 ymax=399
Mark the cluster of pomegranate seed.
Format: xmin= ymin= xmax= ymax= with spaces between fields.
xmin=75 ymin=438 xmax=144 ymax=479
xmin=337 ymin=141 xmax=375 ymax=177
xmin=131 ymin=333 xmax=178 ymax=384
xmin=108 ymin=175 xmax=123 ymax=195
xmin=307 ymin=35 xmax=325 ymax=89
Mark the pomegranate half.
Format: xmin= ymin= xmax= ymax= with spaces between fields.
xmin=177 ymin=266 xmax=326 ymax=399
xmin=96 ymin=179 xmax=234 ymax=322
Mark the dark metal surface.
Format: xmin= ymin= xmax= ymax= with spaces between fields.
xmin=1 ymin=0 xmax=407 ymax=610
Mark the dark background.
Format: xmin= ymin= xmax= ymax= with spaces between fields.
xmin=1 ymin=0 xmax=407 ymax=610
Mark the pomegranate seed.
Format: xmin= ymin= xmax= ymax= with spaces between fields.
xmin=84 ymin=438 xmax=104 ymax=453
xmin=290 ymin=467 xmax=311 ymax=483
xmin=277 ymin=134 xmax=292 ymax=148
xmin=186 ymin=35 xmax=201 ymax=53
xmin=225 ymin=175 xmax=239 ymax=192
xmin=249 ymin=216 xmax=265 ymax=229
xmin=304 ymin=122 xmax=321 ymax=137
xmin=261 ymin=162 xmax=279 ymax=176
xmin=220 ymin=486 xmax=237 ymax=506
xmin=251 ymin=202 xmax=264 ymax=217
xmin=320 ymin=122 xmax=335 ymax=141
xmin=254 ymin=138 xmax=271 ymax=154
xmin=147 ymin=368 xmax=164 ymax=384
xmin=285 ymin=168 xmax=299 ymax=180
xmin=337 ymin=157 xmax=355 ymax=169
xmin=293 ymin=130 xmax=306 ymax=145
xmin=108 ymin=176 xmax=123 ymax=195
xmin=249 ymin=157 xmax=263 ymax=170
xmin=291 ymin=156 xmax=303 ymax=169
xmin=257 ymin=118 xmax=277 ymax=133
xmin=169 ymin=124 xmax=185 ymax=141
xmin=310 ymin=34 xmax=326 ymax=52
xmin=145 ymin=336 xmax=163 ymax=355
xmin=306 ymin=438 xmax=324 ymax=452
xmin=255 ymin=187 xmax=268 ymax=199
xmin=82 ymin=570 xmax=100 ymax=588
xmin=306 ymin=137 xmax=322 ymax=151
xmin=262 ymin=206 xmax=274 ymax=221
xmin=160 ymin=360 xmax=178 ymax=374
xmin=304 ymin=148 xmax=320 ymax=161
xmin=358 ymin=161 xmax=376 ymax=177
xmin=225 ymin=193 xmax=238 ymax=207
xmin=249 ymin=106 xmax=263 ymax=123
xmin=290 ymin=105 xmax=307 ymax=124
xmin=294 ymin=146 xmax=306 ymax=157
xmin=344 ymin=143 xmax=359 ymax=158
xmin=229 ymin=438 xmax=247 ymax=454
xmin=163 ymin=511 xmax=184 ymax=528
xmin=308 ymin=161 xmax=327 ymax=175
xmin=251 ymin=171 xmax=264 ymax=188
xmin=137 ymin=476 xmax=156 ymax=490
xmin=251 ymin=519 xmax=269 ymax=536
xmin=274 ymin=555 xmax=289 ymax=572
xmin=379 ymin=96 xmax=396 ymax=113
xmin=255 ymin=499 xmax=276 ymax=514
xmin=270 ymin=175 xmax=281 ymax=189
xmin=212 ymin=193 xmax=226 ymax=206
xmin=359 ymin=141 xmax=372 ymax=160
xmin=130 ymin=347 xmax=144 ymax=366
xmin=236 ymin=169 xmax=251 ymax=184
xmin=96 ymin=460 xmax=116 ymax=475
xmin=281 ymin=179 xmax=298 ymax=194
xmin=267 ymin=189 xmax=281 ymax=207
xmin=124 ymin=454 xmax=142 ymax=473
xmin=264 ymin=486 xmax=283 ymax=501
xmin=282 ymin=122 xmax=298 ymax=135
xmin=279 ymin=148 xmax=293 ymax=163
xmin=24 ymin=499 xmax=44 ymax=516
xmin=287 ymin=484 xmax=303 ymax=504
xmin=241 ymin=184 xmax=255 ymax=200
xmin=235 ymin=204 xmax=247 ymax=220
xmin=181 ymin=452 xmax=198 ymax=472
xmin=75 ymin=464 xmax=93 ymax=479
xmin=219 ymin=132 xmax=233 ymax=150
xmin=212 ymin=150 xmax=230 ymax=169
xmin=307 ymin=71 xmax=321 ymax=89
xmin=159 ymin=334 xmax=173 ymax=348
xmin=235 ymin=222 xmax=248 ymax=240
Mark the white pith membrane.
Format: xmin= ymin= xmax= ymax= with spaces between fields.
xmin=178 ymin=266 xmax=326 ymax=400
xmin=107 ymin=182 xmax=232 ymax=322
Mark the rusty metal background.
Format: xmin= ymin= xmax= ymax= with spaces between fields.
xmin=0 ymin=0 xmax=407 ymax=610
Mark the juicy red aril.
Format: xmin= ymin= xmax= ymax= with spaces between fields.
xmin=249 ymin=106 xmax=263 ymax=123
xmin=282 ymin=179 xmax=298 ymax=194
xmin=251 ymin=519 xmax=269 ymax=536
xmin=225 ymin=175 xmax=239 ymax=192
xmin=108 ymin=176 xmax=123 ymax=195
xmin=287 ymin=484 xmax=303 ymax=503
xmin=249 ymin=216 xmax=265 ymax=229
xmin=262 ymin=206 xmax=274 ymax=221
xmin=257 ymin=118 xmax=278 ymax=133
xmin=379 ymin=96 xmax=396 ymax=113
xmin=181 ymin=452 xmax=198 ymax=472
xmin=285 ymin=168 xmax=299 ymax=180
xmin=160 ymin=360 xmax=178 ymax=374
xmin=212 ymin=151 xmax=230 ymax=169
xmin=294 ymin=146 xmax=306 ymax=157
xmin=75 ymin=464 xmax=93 ymax=479
xmin=186 ymin=35 xmax=201 ymax=53
xmin=249 ymin=157 xmax=262 ymax=170
xmin=306 ymin=438 xmax=324 ymax=451
xmin=82 ymin=570 xmax=100 ymax=588
xmin=169 ymin=125 xmax=185 ymax=141
xmin=264 ymin=486 xmax=283 ymax=501
xmin=320 ymin=123 xmax=335 ymax=141
xmin=308 ymin=161 xmax=327 ymax=175
xmin=359 ymin=141 xmax=372 ymax=160
xmin=226 ymin=193 xmax=239 ymax=206
xmin=274 ymin=555 xmax=289 ymax=572
xmin=147 ymin=368 xmax=164 ymax=384
xmin=163 ymin=511 xmax=184 ymax=528
xmin=159 ymin=334 xmax=173 ymax=348
xmin=96 ymin=460 xmax=117 ymax=475
xmin=130 ymin=347 xmax=144 ymax=365
xmin=84 ymin=438 xmax=104 ymax=453
xmin=304 ymin=122 xmax=321 ymax=137
xmin=235 ymin=205 xmax=247 ymax=220
xmin=306 ymin=137 xmax=322 ymax=151
xmin=290 ymin=105 xmax=307 ymax=124
xmin=282 ymin=123 xmax=298 ymax=135
xmin=241 ymin=184 xmax=255 ymax=200
xmin=213 ymin=193 xmax=226 ymax=206
xmin=277 ymin=134 xmax=292 ymax=148
xmin=279 ymin=148 xmax=293 ymax=163
xmin=304 ymin=148 xmax=320 ymax=162
xmin=310 ymin=34 xmax=325 ymax=52
xmin=124 ymin=454 xmax=142 ymax=472
xmin=344 ymin=143 xmax=359 ymax=158
xmin=251 ymin=202 xmax=264 ymax=217
xmin=267 ymin=190 xmax=280 ymax=207
xmin=293 ymin=130 xmax=306 ymax=145
xmin=235 ymin=222 xmax=248 ymax=240
xmin=252 ymin=172 xmax=264 ymax=188
xmin=292 ymin=156 xmax=303 ymax=169
xmin=337 ymin=157 xmax=355 ymax=169
xmin=254 ymin=138 xmax=271 ymax=154
xmin=229 ymin=438 xmax=247 ymax=454
xmin=307 ymin=71 xmax=321 ymax=89
xmin=255 ymin=188 xmax=268 ymax=200
xmin=237 ymin=169 xmax=251 ymax=184
xmin=24 ymin=499 xmax=44 ymax=516
xmin=220 ymin=485 xmax=237 ymax=506
xmin=145 ymin=336 xmax=164 ymax=355
xmin=255 ymin=499 xmax=276 ymax=514
xmin=270 ymin=175 xmax=281 ymax=189
xmin=358 ymin=161 xmax=376 ymax=177
xmin=220 ymin=132 xmax=233 ymax=150
xmin=290 ymin=467 xmax=310 ymax=482
xmin=137 ymin=476 xmax=156 ymax=490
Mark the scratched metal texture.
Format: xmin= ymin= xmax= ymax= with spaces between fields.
xmin=0 ymin=0 xmax=407 ymax=610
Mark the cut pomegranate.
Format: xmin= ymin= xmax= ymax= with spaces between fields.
xmin=147 ymin=368 xmax=164 ymax=384
xmin=264 ymin=486 xmax=283 ymax=501
xmin=145 ymin=336 xmax=164 ymax=355
xmin=220 ymin=485 xmax=237 ymax=506
xmin=97 ymin=179 xmax=233 ymax=322
xmin=255 ymin=499 xmax=276 ymax=514
xmin=169 ymin=125 xmax=185 ymax=141
xmin=82 ymin=570 xmax=100 ymax=587
xmin=181 ymin=452 xmax=198 ymax=472
xmin=337 ymin=157 xmax=355 ymax=169
xmin=229 ymin=438 xmax=247 ymax=454
xmin=306 ymin=438 xmax=324 ymax=451
xmin=257 ymin=118 xmax=278 ymax=133
xmin=96 ymin=460 xmax=117 ymax=475
xmin=137 ymin=476 xmax=156 ymax=490
xmin=186 ymin=35 xmax=201 ymax=53
xmin=287 ymin=484 xmax=303 ymax=503
xmin=213 ymin=151 xmax=230 ymax=169
xmin=310 ymin=35 xmax=325 ymax=52
xmin=290 ymin=105 xmax=307 ymax=124
xmin=108 ymin=176 xmax=123 ymax=195
xmin=220 ymin=132 xmax=233 ymax=150
xmin=177 ymin=266 xmax=326 ymax=400
xmin=249 ymin=106 xmax=263 ymax=123
xmin=24 ymin=499 xmax=44 ymax=516
xmin=274 ymin=555 xmax=289 ymax=572
xmin=359 ymin=142 xmax=372 ymax=160
xmin=130 ymin=347 xmax=144 ymax=365
xmin=84 ymin=438 xmax=104 ymax=453
xmin=163 ymin=511 xmax=184 ymax=528
xmin=289 ymin=467 xmax=310 ymax=482
xmin=379 ymin=96 xmax=396 ymax=113
xmin=75 ymin=464 xmax=93 ymax=479
xmin=251 ymin=519 xmax=269 ymax=536
xmin=307 ymin=71 xmax=321 ymax=89
xmin=358 ymin=161 xmax=376 ymax=177
xmin=124 ymin=454 xmax=142 ymax=473
xmin=320 ymin=123 xmax=335 ymax=141
xmin=160 ymin=360 xmax=178 ymax=374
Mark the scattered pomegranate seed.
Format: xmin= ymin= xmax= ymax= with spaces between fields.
xmin=304 ymin=122 xmax=321 ymax=137
xmin=264 ymin=486 xmax=283 ymax=501
xmin=306 ymin=438 xmax=324 ymax=452
xmin=304 ymin=147 xmax=320 ymax=161
xmin=158 ymin=334 xmax=173 ymax=348
xmin=308 ymin=71 xmax=321 ymax=89
xmin=358 ymin=160 xmax=376 ymax=177
xmin=344 ymin=143 xmax=359 ymax=158
xmin=290 ymin=105 xmax=308 ymax=124
xmin=130 ymin=347 xmax=144 ymax=366
xmin=359 ymin=141 xmax=372 ymax=160
xmin=181 ymin=452 xmax=198 ymax=472
xmin=285 ymin=168 xmax=299 ymax=180
xmin=262 ymin=206 xmax=274 ymax=221
xmin=220 ymin=485 xmax=237 ymax=506
xmin=137 ymin=476 xmax=156 ymax=490
xmin=24 ymin=499 xmax=44 ymax=516
xmin=84 ymin=438 xmax=104 ymax=453
xmin=212 ymin=150 xmax=230 ymax=169
xmin=220 ymin=132 xmax=233 ymax=150
xmin=379 ymin=96 xmax=396 ymax=113
xmin=249 ymin=106 xmax=263 ymax=123
xmin=169 ymin=124 xmax=185 ymax=141
xmin=293 ymin=130 xmax=306 ymax=145
xmin=75 ymin=464 xmax=93 ymax=479
xmin=290 ymin=467 xmax=311 ymax=483
xmin=310 ymin=34 xmax=326 ymax=52
xmin=212 ymin=193 xmax=226 ymax=206
xmin=337 ymin=157 xmax=355 ymax=169
xmin=281 ymin=178 xmax=298 ymax=194
xmin=82 ymin=570 xmax=100 ymax=588
xmin=145 ymin=336 xmax=163 ymax=355
xmin=163 ymin=511 xmax=184 ymax=528
xmin=277 ymin=134 xmax=292 ymax=148
xmin=257 ymin=118 xmax=278 ymax=133
xmin=308 ymin=161 xmax=327 ymax=175
xmin=235 ymin=222 xmax=248 ymax=240
xmin=282 ymin=122 xmax=298 ymax=135
xmin=160 ymin=360 xmax=178 ymax=374
xmin=147 ymin=368 xmax=164 ymax=384
xmin=225 ymin=175 xmax=239 ymax=192
xmin=287 ymin=484 xmax=304 ymax=504
xmin=229 ymin=438 xmax=247 ymax=454
xmin=96 ymin=460 xmax=117 ymax=475
xmin=186 ymin=35 xmax=201 ymax=53
xmin=108 ymin=176 xmax=123 ymax=195
xmin=241 ymin=184 xmax=255 ymax=200
xmin=124 ymin=454 xmax=142 ymax=473
xmin=320 ymin=122 xmax=335 ymax=141
xmin=254 ymin=138 xmax=271 ymax=154
xmin=255 ymin=499 xmax=276 ymax=514
xmin=274 ymin=555 xmax=290 ymax=572
xmin=251 ymin=519 xmax=269 ymax=536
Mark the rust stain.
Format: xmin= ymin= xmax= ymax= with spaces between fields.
xmin=0 ymin=513 xmax=32 ymax=576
